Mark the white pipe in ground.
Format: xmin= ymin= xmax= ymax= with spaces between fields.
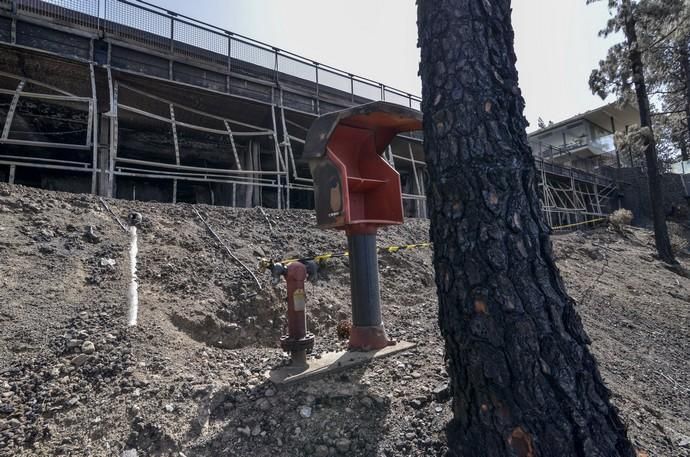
xmin=127 ymin=225 xmax=139 ymax=326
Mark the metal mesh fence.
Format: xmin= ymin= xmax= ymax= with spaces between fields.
xmin=384 ymin=88 xmax=411 ymax=107
xmin=173 ymin=19 xmax=228 ymax=67
xmin=7 ymin=0 xmax=423 ymax=110
xmin=277 ymin=54 xmax=316 ymax=83
xmin=16 ymin=0 xmax=99 ymax=30
xmin=230 ymin=38 xmax=275 ymax=79
xmin=353 ymin=79 xmax=382 ymax=101
xmin=104 ymin=0 xmax=171 ymax=52
xmin=318 ymin=68 xmax=351 ymax=95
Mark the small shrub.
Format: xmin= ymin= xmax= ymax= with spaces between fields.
xmin=609 ymin=208 xmax=633 ymax=229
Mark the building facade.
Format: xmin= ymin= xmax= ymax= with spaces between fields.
xmin=528 ymin=103 xmax=639 ymax=172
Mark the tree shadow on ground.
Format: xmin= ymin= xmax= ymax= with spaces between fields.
xmin=183 ymin=362 xmax=391 ymax=457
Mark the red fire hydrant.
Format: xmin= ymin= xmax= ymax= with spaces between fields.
xmin=276 ymin=262 xmax=314 ymax=366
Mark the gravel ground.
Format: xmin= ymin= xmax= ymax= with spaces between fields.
xmin=0 ymin=182 xmax=688 ymax=457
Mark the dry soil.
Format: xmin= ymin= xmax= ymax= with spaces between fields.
xmin=0 ymin=183 xmax=688 ymax=457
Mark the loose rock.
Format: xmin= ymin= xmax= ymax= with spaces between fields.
xmin=81 ymin=341 xmax=95 ymax=354
xmin=335 ymin=438 xmax=351 ymax=453
xmin=70 ymin=354 xmax=91 ymax=367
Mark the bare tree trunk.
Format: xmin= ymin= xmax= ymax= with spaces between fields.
xmin=417 ymin=1 xmax=636 ymax=455
xmin=623 ymin=0 xmax=677 ymax=264
xmin=680 ymin=42 xmax=690 ymax=161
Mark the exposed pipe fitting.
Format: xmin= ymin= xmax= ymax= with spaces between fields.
xmin=347 ymin=232 xmax=394 ymax=350
xmin=128 ymin=212 xmax=142 ymax=227
xmin=278 ymin=261 xmax=314 ymax=366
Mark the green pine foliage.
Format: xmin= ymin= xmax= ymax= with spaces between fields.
xmin=589 ymin=0 xmax=690 ymax=164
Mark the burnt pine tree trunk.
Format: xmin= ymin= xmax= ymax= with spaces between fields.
xmin=680 ymin=42 xmax=690 ymax=161
xmin=623 ymin=0 xmax=676 ymax=264
xmin=417 ymin=1 xmax=636 ymax=456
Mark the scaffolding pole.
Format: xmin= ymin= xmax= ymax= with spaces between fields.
xmin=223 ymin=120 xmax=242 ymax=171
xmin=169 ymin=104 xmax=180 ymax=204
xmin=108 ymin=75 xmax=118 ymax=198
xmin=408 ymin=143 xmax=424 ymax=218
xmin=1 ymin=80 xmax=25 ymax=140
xmin=90 ymin=64 xmax=98 ymax=195
xmin=270 ymin=89 xmax=284 ymax=209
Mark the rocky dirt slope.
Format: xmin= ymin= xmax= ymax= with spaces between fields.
xmin=0 ymin=182 xmax=688 ymax=457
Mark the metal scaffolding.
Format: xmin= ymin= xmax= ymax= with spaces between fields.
xmin=0 ymin=69 xmax=98 ymax=188
xmin=0 ymin=0 xmax=618 ymax=223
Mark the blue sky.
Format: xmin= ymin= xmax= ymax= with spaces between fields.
xmin=158 ymin=0 xmax=617 ymax=131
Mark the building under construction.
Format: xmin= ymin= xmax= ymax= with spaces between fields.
xmin=0 ymin=0 xmax=627 ymax=225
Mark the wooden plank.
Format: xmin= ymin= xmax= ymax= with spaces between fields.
xmin=16 ymin=21 xmax=90 ymax=60
xmin=173 ymin=61 xmax=226 ymax=93
xmin=110 ymin=44 xmax=169 ymax=79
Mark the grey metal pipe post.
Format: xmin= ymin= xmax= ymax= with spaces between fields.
xmin=347 ymin=233 xmax=382 ymax=327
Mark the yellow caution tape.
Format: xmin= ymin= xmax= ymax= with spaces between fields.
xmin=259 ymin=242 xmax=433 ymax=270
xmin=258 ymin=219 xmax=605 ymax=270
xmin=383 ymin=242 xmax=432 ymax=253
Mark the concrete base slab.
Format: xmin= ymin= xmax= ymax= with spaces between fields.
xmin=268 ymin=341 xmax=416 ymax=385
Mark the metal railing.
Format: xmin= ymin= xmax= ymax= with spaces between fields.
xmin=532 ymin=134 xmax=617 ymax=161
xmin=4 ymin=0 xmax=423 ymax=111
xmin=535 ymin=158 xmax=615 ymax=187
xmin=8 ymin=0 xmax=100 ymax=29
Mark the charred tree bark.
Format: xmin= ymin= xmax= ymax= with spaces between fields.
xmin=622 ymin=0 xmax=676 ymax=265
xmin=417 ymin=1 xmax=636 ymax=456
xmin=680 ymin=42 xmax=690 ymax=161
